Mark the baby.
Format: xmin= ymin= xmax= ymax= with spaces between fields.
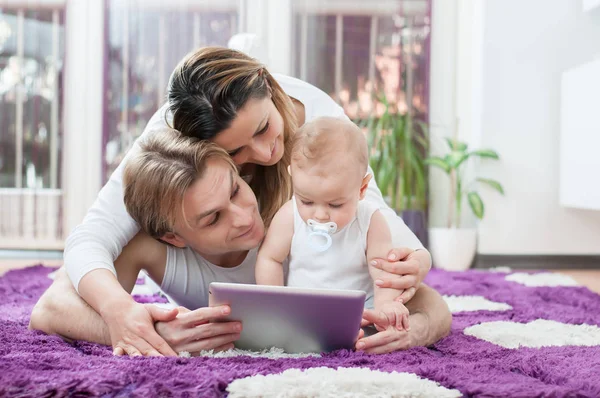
xmin=255 ymin=116 xmax=409 ymax=331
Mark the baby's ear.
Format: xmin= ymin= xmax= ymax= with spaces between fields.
xmin=359 ymin=174 xmax=372 ymax=200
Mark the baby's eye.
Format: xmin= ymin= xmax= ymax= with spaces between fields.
xmin=329 ymin=203 xmax=344 ymax=209
xmin=301 ymin=200 xmax=313 ymax=206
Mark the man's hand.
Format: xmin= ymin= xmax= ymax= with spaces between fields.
xmin=106 ymin=301 xmax=179 ymax=357
xmin=370 ymin=248 xmax=431 ymax=303
xmin=154 ymin=305 xmax=242 ymax=355
xmin=372 ymin=302 xmax=410 ymax=331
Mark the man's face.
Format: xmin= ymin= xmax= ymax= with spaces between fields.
xmin=166 ymin=159 xmax=265 ymax=256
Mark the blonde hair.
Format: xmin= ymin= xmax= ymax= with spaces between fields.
xmin=123 ymin=128 xmax=237 ymax=238
xmin=167 ymin=46 xmax=296 ymax=227
xmin=292 ymin=116 xmax=368 ymax=174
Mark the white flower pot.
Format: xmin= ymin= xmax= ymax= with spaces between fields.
xmin=429 ymin=227 xmax=477 ymax=271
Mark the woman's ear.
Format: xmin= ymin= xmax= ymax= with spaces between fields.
xmin=160 ymin=232 xmax=187 ymax=248
xmin=359 ymin=173 xmax=373 ymax=200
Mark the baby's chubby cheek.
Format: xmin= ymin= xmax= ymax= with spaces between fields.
xmin=331 ymin=209 xmax=356 ymax=231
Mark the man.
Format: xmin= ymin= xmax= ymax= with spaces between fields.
xmin=30 ymin=129 xmax=451 ymax=355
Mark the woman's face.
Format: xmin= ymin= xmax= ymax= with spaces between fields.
xmin=211 ymin=97 xmax=285 ymax=166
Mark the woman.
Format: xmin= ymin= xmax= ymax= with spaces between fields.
xmin=65 ymin=47 xmax=447 ymax=356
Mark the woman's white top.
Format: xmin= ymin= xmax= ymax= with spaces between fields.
xmin=65 ymin=73 xmax=425 ymax=293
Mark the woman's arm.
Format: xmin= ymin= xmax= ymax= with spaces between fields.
xmin=363 ymin=166 xmax=426 ymax=251
xmin=64 ymin=103 xmax=171 ymax=293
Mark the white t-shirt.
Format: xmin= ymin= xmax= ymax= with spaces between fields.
xmin=287 ymin=197 xmax=378 ymax=309
xmin=64 ymin=73 xmax=426 ymax=293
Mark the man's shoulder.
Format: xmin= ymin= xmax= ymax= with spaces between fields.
xmin=123 ymin=233 xmax=168 ymax=270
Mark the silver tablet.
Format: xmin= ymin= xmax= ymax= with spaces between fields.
xmin=208 ymin=282 xmax=366 ymax=354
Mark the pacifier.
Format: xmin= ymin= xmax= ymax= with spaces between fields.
xmin=307 ymin=219 xmax=338 ymax=252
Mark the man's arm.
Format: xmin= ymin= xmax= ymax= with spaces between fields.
xmin=29 ymin=233 xmax=243 ymax=355
xmin=29 ymin=233 xmax=170 ymax=346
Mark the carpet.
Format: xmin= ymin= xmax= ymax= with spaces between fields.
xmin=1 ymin=265 xmax=600 ymax=397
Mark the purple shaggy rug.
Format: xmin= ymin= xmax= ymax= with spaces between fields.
xmin=1 ymin=265 xmax=600 ymax=397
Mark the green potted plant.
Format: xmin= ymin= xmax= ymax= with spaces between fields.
xmin=361 ymin=94 xmax=429 ymax=246
xmin=425 ymin=138 xmax=504 ymax=270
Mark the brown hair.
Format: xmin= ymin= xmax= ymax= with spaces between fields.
xmin=167 ymin=46 xmax=296 ymax=227
xmin=292 ymin=116 xmax=368 ymax=174
xmin=123 ymin=128 xmax=237 ymax=238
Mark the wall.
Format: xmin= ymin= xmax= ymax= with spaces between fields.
xmin=477 ymin=0 xmax=600 ymax=254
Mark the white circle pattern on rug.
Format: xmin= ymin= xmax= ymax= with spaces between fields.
xmin=464 ymin=319 xmax=600 ymax=349
xmin=505 ymin=272 xmax=579 ymax=287
xmin=443 ymin=295 xmax=512 ymax=313
xmin=227 ymin=367 xmax=462 ymax=398
xmin=184 ymin=347 xmax=318 ymax=359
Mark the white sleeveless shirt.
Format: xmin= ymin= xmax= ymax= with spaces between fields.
xmin=160 ymin=247 xmax=258 ymax=310
xmin=287 ymin=197 xmax=379 ymax=307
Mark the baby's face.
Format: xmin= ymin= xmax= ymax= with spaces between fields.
xmin=291 ymin=158 xmax=364 ymax=231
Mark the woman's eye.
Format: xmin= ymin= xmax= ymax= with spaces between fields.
xmin=208 ymin=213 xmax=220 ymax=226
xmin=257 ymin=122 xmax=269 ymax=135
xmin=329 ymin=203 xmax=343 ymax=209
xmin=231 ymin=184 xmax=240 ymax=199
xmin=301 ymin=200 xmax=313 ymax=206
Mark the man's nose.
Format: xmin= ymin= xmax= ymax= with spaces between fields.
xmin=231 ymin=204 xmax=253 ymax=228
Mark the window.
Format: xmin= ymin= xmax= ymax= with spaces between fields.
xmin=0 ymin=6 xmax=65 ymax=248
xmin=292 ymin=0 xmax=431 ymax=121
xmin=103 ymin=0 xmax=240 ymax=181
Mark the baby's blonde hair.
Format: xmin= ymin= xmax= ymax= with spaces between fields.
xmin=291 ymin=116 xmax=368 ymax=175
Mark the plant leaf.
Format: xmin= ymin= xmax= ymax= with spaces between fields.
xmin=444 ymin=137 xmax=467 ymax=152
xmin=477 ymin=178 xmax=505 ymax=195
xmin=415 ymin=134 xmax=429 ymax=151
xmin=416 ymin=120 xmax=429 ymax=140
xmin=467 ymin=191 xmax=484 ymax=220
xmin=471 ymin=149 xmax=499 ymax=160
xmin=446 ymin=152 xmax=469 ymax=169
xmin=424 ymin=157 xmax=451 ymax=173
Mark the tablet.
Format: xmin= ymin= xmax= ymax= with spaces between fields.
xmin=208 ymin=282 xmax=366 ymax=354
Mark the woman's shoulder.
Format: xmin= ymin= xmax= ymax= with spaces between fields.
xmin=273 ymin=74 xmax=347 ymax=122
xmin=273 ymin=74 xmax=324 ymax=99
xmin=142 ymin=103 xmax=173 ymax=137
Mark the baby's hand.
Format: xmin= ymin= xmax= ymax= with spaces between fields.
xmin=374 ymin=301 xmax=410 ymax=331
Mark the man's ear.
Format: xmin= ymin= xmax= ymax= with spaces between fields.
xmin=160 ymin=232 xmax=187 ymax=248
xmin=359 ymin=173 xmax=372 ymax=200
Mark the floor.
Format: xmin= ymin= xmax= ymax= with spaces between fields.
xmin=0 ymin=259 xmax=599 ymax=294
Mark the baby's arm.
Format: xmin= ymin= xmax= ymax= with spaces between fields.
xmin=367 ymin=210 xmax=409 ymax=330
xmin=255 ymin=200 xmax=294 ymax=286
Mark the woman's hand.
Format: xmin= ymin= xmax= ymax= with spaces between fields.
xmin=154 ymin=305 xmax=242 ymax=355
xmin=106 ymin=300 xmax=179 ymax=357
xmin=369 ymin=247 xmax=431 ymax=303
